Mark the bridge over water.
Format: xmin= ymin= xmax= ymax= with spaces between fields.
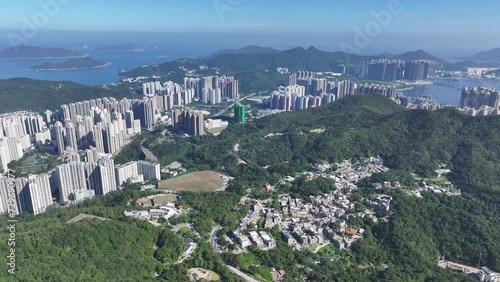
xmin=433 ymin=81 xmax=468 ymax=89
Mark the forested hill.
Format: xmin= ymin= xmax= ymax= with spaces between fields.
xmin=0 ymin=78 xmax=136 ymax=113
xmin=178 ymin=95 xmax=500 ymax=278
xmin=114 ymin=94 xmax=500 ymax=280
xmin=178 ymin=95 xmax=499 ymax=194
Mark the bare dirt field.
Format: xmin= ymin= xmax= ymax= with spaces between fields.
xmin=159 ymin=171 xmax=226 ymax=192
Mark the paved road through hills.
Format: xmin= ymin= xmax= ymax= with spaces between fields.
xmin=209 ymin=199 xmax=261 ymax=282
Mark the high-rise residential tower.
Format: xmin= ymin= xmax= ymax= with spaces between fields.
xmin=234 ymin=103 xmax=246 ymax=123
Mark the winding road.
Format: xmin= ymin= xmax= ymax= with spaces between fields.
xmin=213 ymin=92 xmax=261 ymax=117
xmin=209 ymin=202 xmax=261 ymax=282
xmin=140 ymin=138 xmax=158 ymax=162
xmin=233 ymin=143 xmax=247 ymax=165
xmin=210 ymin=225 xmax=223 ymax=254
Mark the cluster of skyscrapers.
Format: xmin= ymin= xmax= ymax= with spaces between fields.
xmin=336 ymin=60 xmax=430 ymax=82
xmin=0 ymin=74 xmax=241 ymax=216
xmin=270 ymin=74 xmax=396 ymax=112
xmin=0 ymin=146 xmax=160 ymax=216
xmin=0 ymin=173 xmax=52 ymax=216
xmin=49 ymin=98 xmax=146 ymax=155
xmin=397 ymin=96 xmax=443 ymax=111
xmin=0 ymin=112 xmax=46 ymax=172
xmin=270 ymin=87 xmax=333 ymax=111
xmin=460 ymin=87 xmax=500 ymax=110
xmin=289 ymin=71 xmax=314 ymax=85
xmin=139 ymin=76 xmax=239 ymax=131
xmin=184 ymin=75 xmax=239 ymax=104
xmin=143 ymin=75 xmax=239 ymax=106
xmin=172 ymin=108 xmax=205 ymax=136
xmin=0 ymin=96 xmax=166 ymax=216
xmin=115 ymin=160 xmax=161 ymax=187
xmin=142 ymin=81 xmax=188 ymax=110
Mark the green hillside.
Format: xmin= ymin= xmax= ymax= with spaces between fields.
xmin=0 ymin=78 xmax=137 ymax=113
xmin=0 ymin=189 xmax=242 ymax=282
xmin=151 ymin=95 xmax=500 ymax=279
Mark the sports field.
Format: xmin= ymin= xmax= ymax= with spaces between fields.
xmin=159 ymin=171 xmax=226 ymax=192
xmin=18 ymin=164 xmax=47 ymax=175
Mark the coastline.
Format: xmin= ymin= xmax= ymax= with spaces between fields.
xmin=397 ymin=87 xmax=414 ymax=91
xmin=398 ymin=80 xmax=434 ymax=85
xmin=0 ymin=55 xmax=88 ymax=60
xmin=32 ymin=62 xmax=111 ymax=71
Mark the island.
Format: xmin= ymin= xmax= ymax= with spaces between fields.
xmin=31 ymin=57 xmax=110 ymax=71
xmin=0 ymin=46 xmax=84 ymax=59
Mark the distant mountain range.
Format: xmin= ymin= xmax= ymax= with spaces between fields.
xmin=0 ymin=46 xmax=84 ymax=59
xmin=463 ymin=48 xmax=500 ymax=62
xmin=225 ymin=46 xmax=454 ymax=67
xmin=119 ymin=46 xmax=468 ymax=93
xmin=121 ymin=45 xmax=462 ymax=80
xmin=203 ymin=45 xmax=280 ymax=58
xmin=454 ymin=61 xmax=500 ymax=68
xmin=385 ymin=49 xmax=450 ymax=65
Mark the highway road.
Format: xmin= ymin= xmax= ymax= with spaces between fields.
xmin=140 ymin=138 xmax=159 ymax=162
xmin=141 ymin=145 xmax=158 ymax=162
xmin=213 ymin=92 xmax=261 ymax=117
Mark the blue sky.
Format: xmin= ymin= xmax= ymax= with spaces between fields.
xmin=1 ymin=0 xmax=499 ymax=56
xmin=1 ymin=0 xmax=499 ymax=33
